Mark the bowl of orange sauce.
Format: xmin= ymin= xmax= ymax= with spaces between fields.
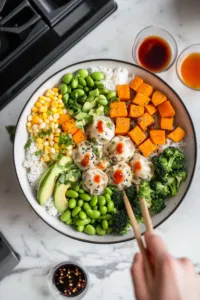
xmin=176 ymin=44 xmax=200 ymax=90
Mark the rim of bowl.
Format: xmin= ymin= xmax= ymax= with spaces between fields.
xmin=176 ymin=43 xmax=200 ymax=91
xmin=13 ymin=58 xmax=197 ymax=244
xmin=132 ymin=25 xmax=178 ymax=73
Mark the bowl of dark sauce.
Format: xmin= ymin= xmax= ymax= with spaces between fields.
xmin=132 ymin=26 xmax=178 ymax=73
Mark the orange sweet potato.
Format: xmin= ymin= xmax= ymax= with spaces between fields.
xmin=62 ymin=119 xmax=78 ymax=135
xmin=151 ymin=90 xmax=167 ymax=106
xmin=137 ymin=83 xmax=154 ymax=97
xmin=160 ymin=117 xmax=174 ymax=130
xmin=129 ymin=104 xmax=144 ymax=118
xmin=145 ymin=104 xmax=157 ymax=116
xmin=133 ymin=93 xmax=151 ymax=106
xmin=128 ymin=126 xmax=146 ymax=145
xmin=138 ymin=138 xmax=157 ymax=157
xmin=59 ymin=113 xmax=71 ymax=125
xmin=168 ymin=127 xmax=186 ymax=142
xmin=150 ymin=129 xmax=165 ymax=145
xmin=137 ymin=113 xmax=154 ymax=131
xmin=129 ymin=76 xmax=143 ymax=91
xmin=72 ymin=129 xmax=87 ymax=144
xmin=110 ymin=101 xmax=128 ymax=118
xmin=117 ymin=84 xmax=130 ymax=101
xmin=157 ymin=100 xmax=175 ymax=117
xmin=115 ymin=117 xmax=130 ymax=135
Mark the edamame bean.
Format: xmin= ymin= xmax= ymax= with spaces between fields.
xmin=72 ymin=207 xmax=81 ymax=217
xmin=91 ymin=219 xmax=96 ymax=224
xmin=107 ymin=227 xmax=113 ymax=234
xmin=77 ymin=225 xmax=85 ymax=232
xmin=107 ymin=91 xmax=116 ymax=100
xmin=87 ymin=95 xmax=95 ymax=102
xmin=79 ymin=211 xmax=87 ymax=220
xmin=73 ymin=89 xmax=85 ymax=96
xmin=99 ymin=88 xmax=109 ymax=95
xmin=80 ymin=193 xmax=91 ymax=201
xmin=84 ymin=224 xmax=96 ymax=235
xmin=63 ymin=73 xmax=73 ymax=84
xmin=78 ymin=78 xmax=86 ymax=87
xmin=100 ymin=214 xmax=112 ymax=220
xmin=105 ymin=187 xmax=113 ymax=195
xmin=68 ymin=99 xmax=74 ymax=105
xmin=83 ymin=203 xmax=90 ymax=211
xmin=91 ymin=72 xmax=105 ymax=81
xmin=77 ymin=200 xmax=84 ymax=207
xmin=100 ymin=206 xmax=107 ymax=215
xmin=90 ymin=195 xmax=98 ymax=207
xmin=67 ymin=86 xmax=71 ymax=93
xmin=102 ymin=220 xmax=108 ymax=230
xmin=93 ymin=206 xmax=98 ymax=210
xmin=96 ymin=225 xmax=106 ymax=236
xmin=68 ymin=198 xmax=77 ymax=209
xmin=66 ymin=190 xmax=79 ymax=198
xmin=84 ymin=87 xmax=89 ymax=92
xmin=107 ymin=201 xmax=114 ymax=213
xmin=97 ymin=98 xmax=108 ymax=106
xmin=94 ymin=81 xmax=104 ymax=89
xmin=71 ymin=78 xmax=78 ymax=89
xmin=85 ymin=76 xmax=94 ymax=88
xmin=66 ymin=218 xmax=72 ymax=225
xmin=91 ymin=210 xmax=100 ymax=219
xmin=76 ymin=218 xmax=91 ymax=226
xmin=89 ymin=88 xmax=99 ymax=97
xmin=85 ymin=209 xmax=93 ymax=218
xmin=78 ymin=69 xmax=88 ymax=78
xmin=78 ymin=189 xmax=84 ymax=194
xmin=62 ymin=93 xmax=69 ymax=104
xmin=98 ymin=196 xmax=106 ymax=206
xmin=60 ymin=209 xmax=71 ymax=222
xmin=59 ymin=83 xmax=68 ymax=95
xmin=72 ymin=184 xmax=79 ymax=192
xmin=105 ymin=193 xmax=111 ymax=202
xmin=77 ymin=84 xmax=83 ymax=89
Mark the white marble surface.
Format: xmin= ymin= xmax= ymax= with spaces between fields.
xmin=0 ymin=0 xmax=200 ymax=299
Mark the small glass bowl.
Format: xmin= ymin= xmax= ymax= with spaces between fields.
xmin=176 ymin=44 xmax=200 ymax=90
xmin=132 ymin=26 xmax=178 ymax=73
xmin=48 ymin=262 xmax=89 ymax=300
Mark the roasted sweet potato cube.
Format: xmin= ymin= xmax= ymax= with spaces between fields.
xmin=137 ymin=113 xmax=154 ymax=131
xmin=59 ymin=113 xmax=71 ymax=125
xmin=115 ymin=117 xmax=130 ymax=135
xmin=138 ymin=138 xmax=157 ymax=157
xmin=129 ymin=104 xmax=144 ymax=118
xmin=133 ymin=93 xmax=151 ymax=106
xmin=150 ymin=129 xmax=165 ymax=145
xmin=168 ymin=127 xmax=186 ymax=142
xmin=157 ymin=100 xmax=175 ymax=117
xmin=117 ymin=84 xmax=130 ymax=101
xmin=128 ymin=126 xmax=146 ymax=145
xmin=137 ymin=83 xmax=154 ymax=97
xmin=160 ymin=117 xmax=174 ymax=130
xmin=151 ymin=90 xmax=167 ymax=106
xmin=109 ymin=101 xmax=128 ymax=118
xmin=62 ymin=119 xmax=78 ymax=135
xmin=73 ymin=129 xmax=87 ymax=144
xmin=145 ymin=104 xmax=157 ymax=116
xmin=129 ymin=76 xmax=143 ymax=91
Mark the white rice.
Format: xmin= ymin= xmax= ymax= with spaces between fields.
xmin=43 ymin=197 xmax=60 ymax=217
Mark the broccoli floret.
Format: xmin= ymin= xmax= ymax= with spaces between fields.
xmin=112 ymin=210 xmax=130 ymax=235
xmin=138 ymin=180 xmax=154 ymax=208
xmin=111 ymin=189 xmax=124 ymax=210
xmin=125 ymin=185 xmax=137 ymax=201
xmin=152 ymin=155 xmax=170 ymax=177
xmin=150 ymin=196 xmax=166 ymax=214
xmin=171 ymin=168 xmax=187 ymax=191
xmin=151 ymin=180 xmax=170 ymax=198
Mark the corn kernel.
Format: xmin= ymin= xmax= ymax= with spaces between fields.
xmin=27 ymin=127 xmax=33 ymax=133
xmin=37 ymin=144 xmax=43 ymax=150
xmin=36 ymin=138 xmax=43 ymax=144
xmin=54 ymin=137 xmax=59 ymax=143
xmin=27 ymin=122 xmax=31 ymax=127
xmin=51 ymin=100 xmax=58 ymax=108
xmin=44 ymin=146 xmax=50 ymax=154
xmin=45 ymin=119 xmax=50 ymax=124
xmin=40 ymin=106 xmax=47 ymax=113
xmin=40 ymin=96 xmax=49 ymax=101
xmin=32 ymin=115 xmax=40 ymax=124
xmin=58 ymin=94 xmax=62 ymax=99
xmin=27 ymin=115 xmax=32 ymax=121
xmin=51 ymin=108 xmax=57 ymax=113
xmin=43 ymin=155 xmax=50 ymax=162
xmin=35 ymin=101 xmax=42 ymax=108
xmin=52 ymin=87 xmax=58 ymax=92
xmin=31 ymin=106 xmax=38 ymax=112
xmin=54 ymin=143 xmax=59 ymax=150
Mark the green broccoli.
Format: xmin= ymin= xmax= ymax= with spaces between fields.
xmin=171 ymin=168 xmax=187 ymax=191
xmin=150 ymin=180 xmax=170 ymax=198
xmin=150 ymin=195 xmax=166 ymax=214
xmin=138 ymin=180 xmax=154 ymax=208
xmin=111 ymin=188 xmax=124 ymax=210
xmin=112 ymin=210 xmax=130 ymax=235
xmin=125 ymin=185 xmax=137 ymax=200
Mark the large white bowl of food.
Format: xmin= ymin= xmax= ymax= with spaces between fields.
xmin=14 ymin=59 xmax=197 ymax=243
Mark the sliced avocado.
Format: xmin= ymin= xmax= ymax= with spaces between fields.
xmin=37 ymin=156 xmax=72 ymax=206
xmin=38 ymin=166 xmax=52 ymax=191
xmin=54 ymin=182 xmax=70 ymax=213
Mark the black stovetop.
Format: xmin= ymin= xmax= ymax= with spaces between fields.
xmin=0 ymin=0 xmax=117 ymax=110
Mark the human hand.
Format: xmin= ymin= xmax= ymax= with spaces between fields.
xmin=131 ymin=233 xmax=200 ymax=300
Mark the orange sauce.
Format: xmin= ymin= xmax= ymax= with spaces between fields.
xmin=133 ymin=161 xmax=142 ymax=173
xmin=114 ymin=170 xmax=124 ymax=185
xmin=94 ymin=175 xmax=101 ymax=184
xmin=97 ymin=120 xmax=104 ymax=133
xmin=81 ymin=154 xmax=90 ymax=167
xmin=116 ymin=142 xmax=124 ymax=154
xmin=181 ymin=53 xmax=200 ymax=89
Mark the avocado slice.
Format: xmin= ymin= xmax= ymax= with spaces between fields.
xmin=38 ymin=166 xmax=52 ymax=191
xmin=54 ymin=182 xmax=70 ymax=213
xmin=37 ymin=156 xmax=72 ymax=206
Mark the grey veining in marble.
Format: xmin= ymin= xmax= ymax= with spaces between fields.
xmin=1 ymin=0 xmax=200 ymax=299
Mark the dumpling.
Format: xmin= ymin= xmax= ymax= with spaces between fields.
xmin=129 ymin=153 xmax=154 ymax=184
xmin=72 ymin=141 xmax=103 ymax=170
xmin=105 ymin=136 xmax=135 ymax=163
xmin=87 ymin=116 xmax=115 ymax=144
xmin=82 ymin=168 xmax=108 ymax=195
xmin=106 ymin=162 xmax=133 ymax=190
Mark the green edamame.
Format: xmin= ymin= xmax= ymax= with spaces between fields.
xmin=97 ymin=98 xmax=108 ymax=106
xmin=67 ymin=86 xmax=71 ymax=93
xmin=102 ymin=220 xmax=108 ymax=230
xmin=89 ymin=89 xmax=99 ymax=97
xmin=91 ymin=219 xmax=96 ymax=224
xmin=78 ymin=189 xmax=85 ymax=194
xmin=90 ymin=195 xmax=98 ymax=207
xmin=77 ymin=84 xmax=83 ymax=89
xmin=59 ymin=83 xmax=68 ymax=95
xmin=62 ymin=93 xmax=69 ymax=104
xmin=72 ymin=207 xmax=81 ymax=217
xmin=77 ymin=225 xmax=85 ymax=232
xmin=99 ymin=88 xmax=109 ymax=95
xmin=66 ymin=190 xmax=79 ymax=198
xmin=60 ymin=209 xmax=71 ymax=222
xmin=63 ymin=73 xmax=73 ymax=84
xmin=84 ymin=87 xmax=89 ymax=92
xmin=105 ymin=193 xmax=111 ymax=202
xmin=93 ymin=206 xmax=98 ymax=210
xmin=83 ymin=203 xmax=90 ymax=211
xmin=80 ymin=193 xmax=91 ymax=201
xmin=77 ymin=200 xmax=84 ymax=207
xmin=78 ymin=78 xmax=87 ymax=87
xmin=66 ymin=218 xmax=72 ymax=225
xmin=76 ymin=218 xmax=91 ymax=226
xmin=100 ymin=214 xmax=112 ymax=220
xmin=105 ymin=187 xmax=113 ymax=195
xmin=85 ymin=76 xmax=94 ymax=88
xmin=91 ymin=72 xmax=105 ymax=81
xmin=98 ymin=196 xmax=106 ymax=206
xmin=85 ymin=209 xmax=93 ymax=218
xmin=77 ymin=69 xmax=88 ymax=78
xmin=72 ymin=89 xmax=85 ymax=96
xmin=100 ymin=206 xmax=107 ymax=215
xmin=68 ymin=198 xmax=77 ymax=209
xmin=72 ymin=184 xmax=79 ymax=192
xmin=107 ymin=91 xmax=116 ymax=100
xmin=84 ymin=224 xmax=96 ymax=235
xmin=87 ymin=95 xmax=95 ymax=102
xmin=91 ymin=210 xmax=100 ymax=219
xmin=94 ymin=81 xmax=104 ymax=89
xmin=79 ymin=211 xmax=87 ymax=220
xmin=107 ymin=201 xmax=114 ymax=213
xmin=71 ymin=78 xmax=78 ymax=89
xmin=96 ymin=225 xmax=106 ymax=236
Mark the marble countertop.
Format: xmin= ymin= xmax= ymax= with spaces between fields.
xmin=1 ymin=0 xmax=200 ymax=299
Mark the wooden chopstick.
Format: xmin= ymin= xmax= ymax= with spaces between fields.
xmin=139 ymin=197 xmax=153 ymax=233
xmin=123 ymin=192 xmax=153 ymax=282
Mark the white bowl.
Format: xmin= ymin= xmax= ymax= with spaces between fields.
xmin=14 ymin=59 xmax=197 ymax=244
